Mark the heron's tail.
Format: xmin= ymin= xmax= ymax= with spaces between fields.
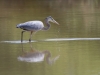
xmin=16 ymin=24 xmax=22 ymax=28
xmin=16 ymin=25 xmax=20 ymax=28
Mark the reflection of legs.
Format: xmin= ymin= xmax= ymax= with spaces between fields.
xmin=29 ymin=31 xmax=33 ymax=42
xmin=29 ymin=41 xmax=35 ymax=52
xmin=21 ymin=31 xmax=26 ymax=43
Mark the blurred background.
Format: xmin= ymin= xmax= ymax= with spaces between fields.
xmin=0 ymin=0 xmax=100 ymax=75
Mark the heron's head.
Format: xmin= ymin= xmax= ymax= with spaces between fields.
xmin=46 ymin=16 xmax=59 ymax=25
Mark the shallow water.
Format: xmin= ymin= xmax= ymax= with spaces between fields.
xmin=0 ymin=0 xmax=100 ymax=75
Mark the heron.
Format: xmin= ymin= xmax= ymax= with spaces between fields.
xmin=16 ymin=16 xmax=59 ymax=42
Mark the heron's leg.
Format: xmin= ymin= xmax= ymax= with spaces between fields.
xmin=29 ymin=31 xmax=33 ymax=42
xmin=21 ymin=31 xmax=26 ymax=43
xmin=21 ymin=42 xmax=24 ymax=52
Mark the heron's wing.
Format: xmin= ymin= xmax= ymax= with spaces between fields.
xmin=17 ymin=21 xmax=44 ymax=31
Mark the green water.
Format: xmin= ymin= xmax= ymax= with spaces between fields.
xmin=0 ymin=0 xmax=100 ymax=75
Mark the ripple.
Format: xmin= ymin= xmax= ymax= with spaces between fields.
xmin=43 ymin=38 xmax=100 ymax=41
xmin=1 ymin=38 xmax=100 ymax=44
xmin=1 ymin=40 xmax=37 ymax=44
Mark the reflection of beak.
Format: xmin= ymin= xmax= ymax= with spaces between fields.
xmin=53 ymin=20 xmax=59 ymax=25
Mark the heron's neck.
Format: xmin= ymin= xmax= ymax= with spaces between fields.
xmin=42 ymin=19 xmax=50 ymax=30
xmin=43 ymin=51 xmax=51 ymax=62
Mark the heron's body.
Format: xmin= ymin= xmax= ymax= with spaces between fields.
xmin=16 ymin=16 xmax=59 ymax=42
xmin=17 ymin=21 xmax=44 ymax=31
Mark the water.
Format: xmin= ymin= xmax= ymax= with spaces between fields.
xmin=0 ymin=0 xmax=100 ymax=75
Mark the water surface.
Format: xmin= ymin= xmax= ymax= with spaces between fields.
xmin=0 ymin=0 xmax=100 ymax=75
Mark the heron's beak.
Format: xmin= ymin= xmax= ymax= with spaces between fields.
xmin=53 ymin=20 xmax=59 ymax=25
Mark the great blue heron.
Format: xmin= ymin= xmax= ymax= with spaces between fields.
xmin=16 ymin=16 xmax=59 ymax=42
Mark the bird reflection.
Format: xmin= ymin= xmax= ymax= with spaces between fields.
xmin=17 ymin=43 xmax=60 ymax=64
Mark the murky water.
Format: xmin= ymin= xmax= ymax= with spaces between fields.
xmin=0 ymin=0 xmax=100 ymax=75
